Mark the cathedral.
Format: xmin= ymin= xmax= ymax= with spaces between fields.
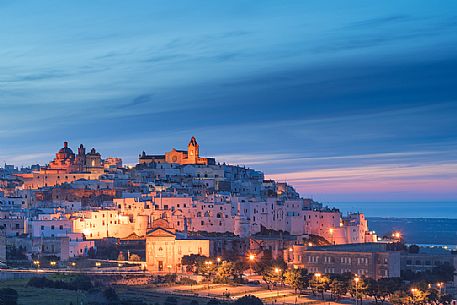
xmin=17 ymin=142 xmax=104 ymax=189
xmin=139 ymin=136 xmax=215 ymax=165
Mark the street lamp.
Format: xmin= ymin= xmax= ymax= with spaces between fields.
xmin=274 ymin=267 xmax=282 ymax=287
xmin=248 ymin=254 xmax=255 ymax=275
xmin=204 ymin=261 xmax=213 ymax=276
xmin=50 ymin=261 xmax=57 ymax=267
xmin=437 ymin=283 xmax=444 ymax=296
xmin=314 ymin=273 xmax=322 ymax=299
xmin=354 ymin=276 xmax=360 ymax=305
xmin=392 ymin=232 xmax=401 ymax=239
xmin=33 ymin=260 xmax=40 ymax=271
xmin=411 ymin=288 xmax=418 ymax=305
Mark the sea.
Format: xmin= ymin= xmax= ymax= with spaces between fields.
xmin=332 ymin=202 xmax=457 ymax=248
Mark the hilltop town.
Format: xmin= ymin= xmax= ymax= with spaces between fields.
xmin=0 ymin=137 xmax=379 ymax=272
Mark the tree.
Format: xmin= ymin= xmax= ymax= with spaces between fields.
xmin=390 ymin=290 xmax=410 ymax=305
xmin=182 ymin=254 xmax=208 ymax=273
xmin=410 ymin=289 xmax=430 ymax=305
xmin=198 ymin=261 xmax=216 ymax=278
xmin=329 ymin=276 xmax=348 ymax=301
xmin=439 ymin=294 xmax=454 ymax=305
xmin=214 ymin=261 xmax=233 ymax=284
xmin=232 ymin=261 xmax=247 ymax=282
xmin=377 ymin=278 xmax=402 ymax=304
xmin=365 ymin=278 xmax=381 ymax=303
xmin=284 ymin=268 xmax=310 ymax=293
xmin=128 ymin=253 xmax=141 ymax=262
xmin=234 ymin=295 xmax=264 ymax=305
xmin=350 ymin=277 xmax=368 ymax=304
xmin=261 ymin=266 xmax=284 ymax=290
xmin=310 ymin=274 xmax=330 ymax=299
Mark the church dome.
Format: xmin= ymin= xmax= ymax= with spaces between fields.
xmin=58 ymin=141 xmax=74 ymax=155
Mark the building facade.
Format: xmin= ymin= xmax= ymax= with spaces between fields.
xmin=291 ymin=243 xmax=401 ymax=279
xmin=145 ymin=220 xmax=212 ymax=273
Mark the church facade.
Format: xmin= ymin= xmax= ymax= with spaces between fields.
xmin=145 ymin=219 xmax=212 ymax=273
xmin=139 ymin=137 xmax=215 ymax=165
xmin=17 ymin=142 xmax=104 ymax=189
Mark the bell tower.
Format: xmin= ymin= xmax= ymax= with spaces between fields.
xmin=187 ymin=136 xmax=199 ymax=164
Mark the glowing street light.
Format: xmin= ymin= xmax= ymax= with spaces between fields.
xmin=392 ymin=232 xmax=401 ymax=239
xmin=354 ymin=275 xmax=361 ymax=305
xmin=314 ymin=272 xmax=321 ymax=278
xmin=50 ymin=261 xmax=57 ymax=267
xmin=249 ymin=254 xmax=255 ymax=262
xmin=437 ymin=282 xmax=444 ymax=296
xmin=95 ymin=262 xmax=102 ymax=267
xmin=248 ymin=253 xmax=256 ymax=275
xmin=33 ymin=260 xmax=40 ymax=271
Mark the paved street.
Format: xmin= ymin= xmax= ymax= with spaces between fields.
xmin=156 ymin=283 xmax=355 ymax=305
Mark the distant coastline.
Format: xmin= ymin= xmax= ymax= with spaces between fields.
xmin=325 ymin=202 xmax=457 ymax=246
xmin=332 ymin=201 xmax=457 ymax=218
xmin=367 ymin=217 xmax=457 ymax=247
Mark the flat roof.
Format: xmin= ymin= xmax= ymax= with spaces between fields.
xmin=307 ymin=242 xmax=393 ymax=253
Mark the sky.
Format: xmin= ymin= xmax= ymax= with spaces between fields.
xmin=0 ymin=1 xmax=456 ymax=203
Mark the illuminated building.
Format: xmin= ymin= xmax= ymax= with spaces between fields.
xmin=17 ymin=142 xmax=104 ymax=189
xmin=145 ymin=219 xmax=212 ymax=273
xmin=139 ymin=136 xmax=215 ymax=165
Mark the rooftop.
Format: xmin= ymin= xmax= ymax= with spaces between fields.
xmin=307 ymin=242 xmax=394 ymax=253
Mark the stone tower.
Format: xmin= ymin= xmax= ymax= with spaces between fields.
xmin=76 ymin=144 xmax=86 ymax=171
xmin=187 ymin=136 xmax=199 ymax=164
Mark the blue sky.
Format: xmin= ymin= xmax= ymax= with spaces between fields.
xmin=0 ymin=1 xmax=456 ymax=202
